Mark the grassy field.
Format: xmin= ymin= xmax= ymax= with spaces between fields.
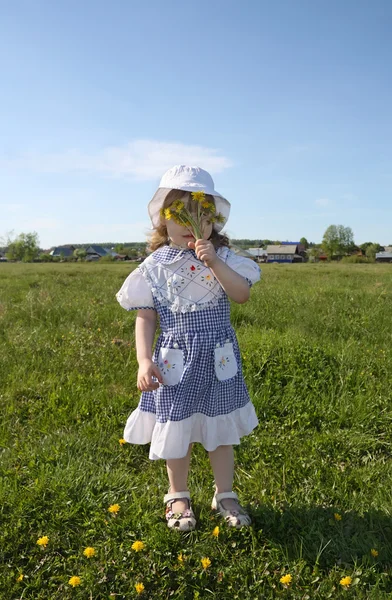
xmin=1 ymin=261 xmax=392 ymax=599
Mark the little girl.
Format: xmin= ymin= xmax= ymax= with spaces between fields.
xmin=116 ymin=165 xmax=260 ymax=531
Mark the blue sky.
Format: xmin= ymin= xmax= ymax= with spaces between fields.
xmin=1 ymin=0 xmax=391 ymax=248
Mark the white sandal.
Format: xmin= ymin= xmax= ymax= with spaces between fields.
xmin=164 ymin=491 xmax=196 ymax=531
xmin=211 ymin=491 xmax=251 ymax=528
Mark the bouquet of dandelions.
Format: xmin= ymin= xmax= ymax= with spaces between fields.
xmin=160 ymin=191 xmax=225 ymax=239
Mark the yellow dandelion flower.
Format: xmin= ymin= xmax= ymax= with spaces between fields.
xmin=37 ymin=536 xmax=49 ymax=547
xmin=119 ymin=438 xmax=126 ymax=445
xmin=212 ymin=526 xmax=220 ymax=537
xmin=340 ymin=576 xmax=352 ymax=588
xmin=131 ymin=540 xmax=145 ymax=552
xmin=108 ymin=504 xmax=120 ymax=514
xmin=164 ymin=208 xmax=172 ymax=220
xmin=83 ymin=546 xmax=96 ymax=558
xmin=334 ymin=513 xmax=342 ymax=521
xmin=371 ymin=548 xmax=379 ymax=557
xmin=16 ymin=574 xmax=24 ymax=582
xmin=201 ymin=557 xmax=211 ymax=569
xmin=69 ymin=576 xmax=81 ymax=587
xmin=215 ymin=213 xmax=225 ymax=223
xmin=178 ymin=552 xmax=185 ymax=562
xmin=174 ymin=201 xmax=184 ymax=213
xmin=191 ymin=191 xmax=206 ymax=203
xmin=135 ymin=582 xmax=145 ymax=594
xmin=160 ymin=208 xmax=166 ymax=218
xmin=280 ymin=574 xmax=292 ymax=586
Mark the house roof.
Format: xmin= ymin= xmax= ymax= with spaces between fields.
xmin=267 ymin=245 xmax=298 ymax=254
xmin=247 ymin=248 xmax=268 ymax=256
xmin=86 ymin=245 xmax=108 ymax=256
xmin=50 ymin=246 xmax=75 ymax=257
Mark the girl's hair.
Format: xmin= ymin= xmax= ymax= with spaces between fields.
xmin=147 ymin=189 xmax=230 ymax=253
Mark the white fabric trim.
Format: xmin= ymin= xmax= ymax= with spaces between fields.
xmin=123 ymin=402 xmax=259 ymax=460
xmin=115 ymin=267 xmax=155 ymax=310
xmin=139 ymin=248 xmax=227 ymax=313
xmin=115 ymin=247 xmax=261 ymax=314
xmin=225 ymin=250 xmax=261 ymax=285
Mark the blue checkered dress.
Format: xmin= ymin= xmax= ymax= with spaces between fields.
xmin=118 ymin=246 xmax=260 ymax=459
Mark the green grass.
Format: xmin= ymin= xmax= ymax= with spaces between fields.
xmin=1 ymin=262 xmax=392 ymax=599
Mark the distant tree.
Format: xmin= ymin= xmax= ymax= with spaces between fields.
xmin=300 ymin=237 xmax=309 ymax=249
xmin=360 ymin=242 xmax=381 ymax=256
xmin=321 ymin=225 xmax=354 ymax=259
xmin=6 ymin=232 xmax=40 ymax=262
xmin=365 ymin=243 xmax=380 ymax=260
xmin=39 ymin=252 xmax=53 ymax=262
xmin=308 ymin=247 xmax=322 ymax=261
xmin=73 ymin=248 xmax=87 ymax=261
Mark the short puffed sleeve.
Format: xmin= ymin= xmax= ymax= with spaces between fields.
xmin=116 ymin=267 xmax=155 ymax=311
xmin=224 ymin=249 xmax=261 ymax=286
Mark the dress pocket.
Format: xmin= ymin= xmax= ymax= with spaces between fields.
xmin=157 ymin=347 xmax=184 ymax=386
xmin=214 ymin=341 xmax=238 ymax=381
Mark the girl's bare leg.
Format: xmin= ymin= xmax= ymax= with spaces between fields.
xmin=208 ymin=445 xmax=242 ymax=511
xmin=166 ymin=443 xmax=193 ymax=513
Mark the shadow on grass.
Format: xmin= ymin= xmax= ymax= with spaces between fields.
xmin=250 ymin=503 xmax=392 ymax=569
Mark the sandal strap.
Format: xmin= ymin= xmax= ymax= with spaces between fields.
xmin=214 ymin=491 xmax=239 ymax=502
xmin=164 ymin=490 xmax=191 ymax=504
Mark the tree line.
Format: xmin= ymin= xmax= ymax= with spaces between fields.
xmin=1 ymin=228 xmax=389 ymax=263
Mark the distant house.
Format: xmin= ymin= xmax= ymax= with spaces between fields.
xmin=246 ymin=248 xmax=268 ymax=262
xmin=50 ymin=245 xmax=76 ymax=257
xmin=266 ymin=244 xmax=304 ymax=263
xmin=376 ymin=251 xmax=392 ymax=263
xmin=85 ymin=245 xmax=109 ymax=259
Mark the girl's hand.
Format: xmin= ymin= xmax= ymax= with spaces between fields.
xmin=137 ymin=358 xmax=163 ymax=391
xmin=188 ymin=239 xmax=219 ymax=267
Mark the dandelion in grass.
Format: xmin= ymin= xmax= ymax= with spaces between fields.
xmin=119 ymin=438 xmax=127 ymax=445
xmin=69 ymin=576 xmax=81 ymax=587
xmin=334 ymin=513 xmax=342 ymax=521
xmin=131 ymin=540 xmax=145 ymax=552
xmin=83 ymin=546 xmax=96 ymax=558
xmin=371 ymin=548 xmax=379 ymax=557
xmin=201 ymin=557 xmax=211 ymax=570
xmin=212 ymin=526 xmax=220 ymax=538
xmin=108 ymin=504 xmax=120 ymax=514
xmin=135 ymin=582 xmax=145 ymax=594
xmin=280 ymin=574 xmax=292 ymax=586
xmin=178 ymin=553 xmax=185 ymax=563
xmin=340 ymin=576 xmax=352 ymax=589
xmin=37 ymin=536 xmax=49 ymax=548
xmin=16 ymin=574 xmax=24 ymax=582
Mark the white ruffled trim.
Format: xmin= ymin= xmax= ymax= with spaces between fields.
xmin=123 ymin=402 xmax=259 ymax=460
xmin=138 ymin=262 xmax=225 ymax=313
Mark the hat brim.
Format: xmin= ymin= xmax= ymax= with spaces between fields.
xmin=148 ymin=187 xmax=230 ymax=232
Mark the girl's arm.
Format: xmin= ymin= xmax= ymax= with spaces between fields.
xmin=208 ymin=259 xmax=250 ymax=304
xmin=189 ymin=240 xmax=250 ymax=304
xmin=135 ymin=309 xmax=163 ymax=391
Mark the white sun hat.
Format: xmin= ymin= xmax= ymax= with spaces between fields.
xmin=148 ymin=165 xmax=230 ymax=232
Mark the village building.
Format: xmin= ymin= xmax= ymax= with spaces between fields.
xmin=376 ymin=251 xmax=392 ymax=263
xmin=49 ymin=245 xmax=76 ymax=257
xmin=266 ymin=244 xmax=305 ymax=263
